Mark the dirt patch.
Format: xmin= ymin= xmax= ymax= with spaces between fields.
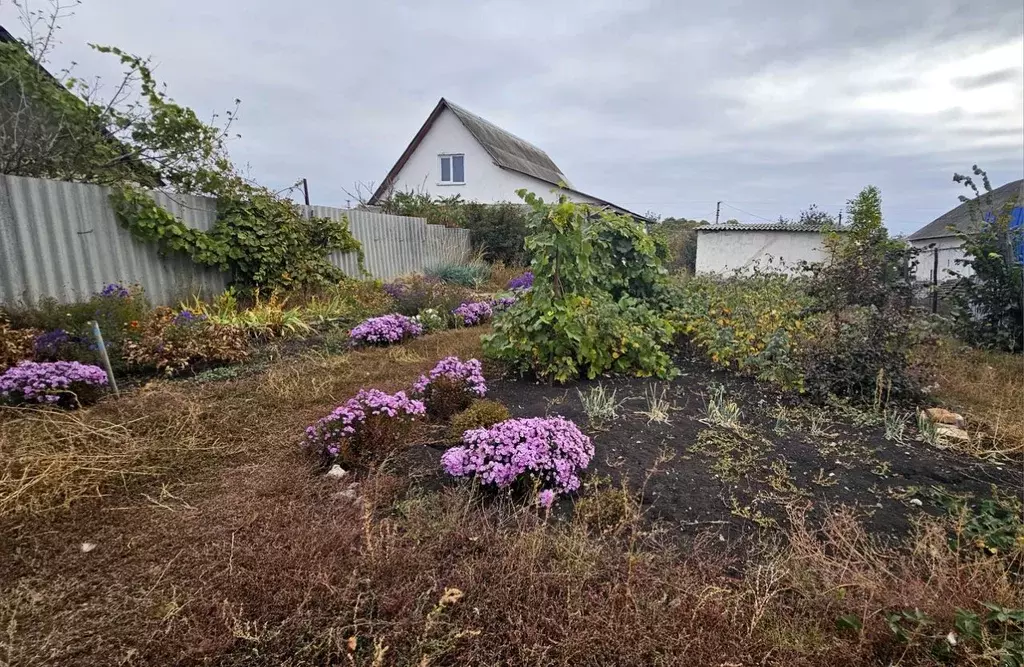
xmin=485 ymin=353 xmax=1021 ymax=543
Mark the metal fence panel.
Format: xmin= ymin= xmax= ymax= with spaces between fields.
xmin=0 ymin=175 xmax=472 ymax=305
xmin=0 ymin=174 xmax=227 ymax=306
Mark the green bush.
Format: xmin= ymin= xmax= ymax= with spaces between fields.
xmin=672 ymin=272 xmax=811 ymax=390
xmin=462 ymin=202 xmax=529 ymax=265
xmin=424 ymin=262 xmax=490 ymax=287
xmin=483 ymin=191 xmax=676 ymax=382
xmin=447 ymin=399 xmax=512 ymax=441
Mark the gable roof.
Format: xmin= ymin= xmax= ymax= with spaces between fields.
xmin=367 ymin=98 xmax=648 ymax=220
xmin=908 ymin=178 xmax=1023 ymax=241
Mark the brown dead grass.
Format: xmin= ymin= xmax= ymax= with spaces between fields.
xmin=932 ymin=341 xmax=1024 ymax=457
xmin=0 ymin=326 xmax=1020 ymax=666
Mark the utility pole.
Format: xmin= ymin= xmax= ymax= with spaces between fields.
xmin=715 ymin=201 xmax=721 ymax=225
xmin=837 ymin=210 xmax=842 ymax=227
xmin=301 ymin=178 xmax=310 ymax=206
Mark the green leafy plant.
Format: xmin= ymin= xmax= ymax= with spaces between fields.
xmin=483 ymin=190 xmax=676 ymax=382
xmin=948 ymin=166 xmax=1023 ymax=352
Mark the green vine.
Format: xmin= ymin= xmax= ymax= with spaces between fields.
xmin=112 ymin=184 xmax=366 ymax=291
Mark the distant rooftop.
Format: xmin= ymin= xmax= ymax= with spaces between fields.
xmin=908 ymin=178 xmax=1023 ymax=241
xmin=696 ymin=223 xmax=836 ymax=232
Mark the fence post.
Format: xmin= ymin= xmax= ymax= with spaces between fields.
xmin=931 ymin=247 xmax=939 ymax=314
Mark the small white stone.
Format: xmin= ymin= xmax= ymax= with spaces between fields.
xmin=80 ymin=542 xmax=96 ymax=553
xmin=910 ymin=498 xmax=923 ymax=506
xmin=946 ymin=632 xmax=958 ymax=646
xmin=326 ymin=465 xmax=348 ymax=479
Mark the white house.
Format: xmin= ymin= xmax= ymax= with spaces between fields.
xmin=695 ymin=223 xmax=834 ymax=275
xmin=907 ymin=178 xmax=1023 ymax=283
xmin=368 ymin=98 xmax=644 ymax=218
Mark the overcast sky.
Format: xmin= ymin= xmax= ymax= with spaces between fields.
xmin=2 ymin=0 xmax=1022 ymax=233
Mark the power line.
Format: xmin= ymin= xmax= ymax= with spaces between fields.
xmin=720 ymin=202 xmax=775 ymax=223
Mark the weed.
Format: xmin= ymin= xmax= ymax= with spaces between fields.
xmin=729 ymin=495 xmax=778 ymax=529
xmin=871 ymin=460 xmax=892 ymax=477
xmin=772 ymin=404 xmax=791 ymax=435
xmin=807 ymin=410 xmax=837 ymax=438
xmin=701 ymin=383 xmax=741 ymax=429
xmin=448 ymin=400 xmax=511 ymax=442
xmin=766 ymin=459 xmax=806 ymax=498
xmin=689 ymin=429 xmax=768 ymax=482
xmin=576 ymin=383 xmax=624 ymax=429
xmin=636 ymin=384 xmax=672 ymax=424
xmin=917 ymin=411 xmax=939 ymax=446
xmin=812 ymin=468 xmax=839 ymax=487
xmin=883 ymin=409 xmax=909 ymax=443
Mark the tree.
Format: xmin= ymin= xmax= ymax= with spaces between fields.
xmin=948 ymin=166 xmax=1023 ymax=352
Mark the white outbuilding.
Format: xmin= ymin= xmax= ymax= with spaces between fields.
xmin=694 ymin=223 xmax=834 ymax=275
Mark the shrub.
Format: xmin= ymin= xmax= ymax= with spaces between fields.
xmin=506 ymin=270 xmax=534 ymax=291
xmin=184 ymin=290 xmax=311 ymax=340
xmin=947 ymin=167 xmax=1023 ymax=352
xmin=453 ymin=301 xmax=493 ymax=327
xmin=1 ymin=319 xmax=39 ymax=369
xmin=441 ymin=416 xmax=594 ymax=500
xmin=0 ymin=360 xmax=108 ymax=407
xmin=483 ymin=191 xmax=676 ymax=382
xmin=349 ymin=314 xmax=423 ymax=346
xmin=463 ymin=201 xmax=530 ymax=265
xmin=383 ymin=275 xmax=470 ymax=320
xmin=32 ymin=329 xmax=79 ymax=361
xmin=413 ymin=356 xmax=487 ymax=419
xmin=425 ymin=262 xmax=490 ymax=287
xmin=447 ymin=399 xmax=511 ymax=441
xmin=488 ymin=290 xmax=675 ymax=382
xmin=798 ymin=304 xmax=937 ymax=402
xmin=672 ymin=272 xmax=811 ymax=390
xmin=305 ymin=389 xmax=425 ymax=466
xmin=121 ymin=307 xmax=248 ymax=376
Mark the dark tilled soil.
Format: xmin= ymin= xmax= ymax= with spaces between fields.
xmin=472 ymin=355 xmax=1022 ymax=543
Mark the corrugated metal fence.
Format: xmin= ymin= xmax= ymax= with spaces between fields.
xmin=0 ymin=174 xmax=470 ymax=305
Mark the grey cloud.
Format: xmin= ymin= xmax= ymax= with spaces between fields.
xmin=0 ymin=0 xmax=1020 ymax=236
xmin=953 ymin=68 xmax=1022 ymax=90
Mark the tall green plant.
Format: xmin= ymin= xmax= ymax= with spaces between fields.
xmin=483 ymin=190 xmax=675 ymax=382
xmin=948 ymin=166 xmax=1023 ymax=352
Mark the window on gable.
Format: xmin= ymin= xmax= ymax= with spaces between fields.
xmin=439 ymin=154 xmax=465 ymax=184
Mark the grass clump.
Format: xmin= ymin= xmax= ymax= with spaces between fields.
xmin=576 ymin=383 xmax=624 ymax=430
xmin=448 ymin=399 xmax=511 ymax=441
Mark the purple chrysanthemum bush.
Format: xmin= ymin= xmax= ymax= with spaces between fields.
xmin=413 ymin=356 xmax=487 ymax=419
xmin=491 ymin=295 xmax=518 ymax=312
xmin=305 ymin=389 xmax=425 ymax=465
xmin=0 ymin=360 xmax=108 ymax=407
xmin=441 ymin=416 xmax=594 ymax=504
xmin=349 ymin=314 xmax=423 ymax=346
xmin=453 ymin=301 xmax=493 ymax=327
xmin=506 ymin=271 xmax=534 ymax=291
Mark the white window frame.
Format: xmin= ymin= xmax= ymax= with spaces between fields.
xmin=437 ymin=153 xmax=465 ymax=185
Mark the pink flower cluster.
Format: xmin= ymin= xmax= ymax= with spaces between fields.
xmin=441 ymin=416 xmax=594 ymax=498
xmin=453 ymin=301 xmax=493 ymax=327
xmin=413 ymin=356 xmax=487 ymax=397
xmin=305 ymin=389 xmax=425 ymax=459
xmin=349 ymin=314 xmax=423 ymax=345
xmin=0 ymin=360 xmax=108 ymax=406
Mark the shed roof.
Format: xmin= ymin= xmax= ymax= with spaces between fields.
xmin=695 ymin=223 xmax=835 ymax=233
xmin=907 ymin=178 xmax=1023 ymax=241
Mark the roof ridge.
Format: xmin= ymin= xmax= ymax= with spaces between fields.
xmin=441 ymin=98 xmax=553 ymax=158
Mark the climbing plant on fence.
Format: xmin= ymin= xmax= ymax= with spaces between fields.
xmin=112 ymin=183 xmax=364 ymax=292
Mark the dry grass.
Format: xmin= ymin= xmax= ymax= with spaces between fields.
xmin=932 ymin=341 xmax=1024 ymax=457
xmin=1 ymin=326 xmax=1020 ymax=666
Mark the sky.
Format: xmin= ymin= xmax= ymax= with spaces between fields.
xmin=1 ymin=0 xmax=1022 ymax=235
